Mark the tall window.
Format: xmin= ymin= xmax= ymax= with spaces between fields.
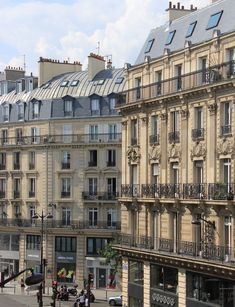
xmin=89 ymin=150 xmax=97 ymax=167
xmin=150 ymin=115 xmax=159 ymax=144
xmin=13 ymin=152 xmax=20 ymax=170
xmin=3 ymin=104 xmax=9 ymax=122
xmin=29 ymin=152 xmax=35 ymax=170
xmin=29 ymin=205 xmax=36 ymax=225
xmin=199 ymin=57 xmax=208 ymax=84
xmin=0 ymin=153 xmax=6 ymax=170
xmin=26 ymin=235 xmax=40 ymax=250
xmin=221 ymin=102 xmax=231 ymax=135
xmin=192 ymin=107 xmax=204 ymax=140
xmin=155 ymin=71 xmax=162 ymax=95
xmin=131 ymin=119 xmax=138 ymax=145
xmin=32 ymin=102 xmax=39 ymax=119
xmin=29 ymin=178 xmax=36 ymax=198
xmin=13 ymin=178 xmax=20 ymax=199
xmin=175 ymin=64 xmax=182 ymax=91
xmin=62 ymin=151 xmax=70 ymax=169
xmin=135 ymin=77 xmax=141 ymax=100
xmin=194 ymin=161 xmax=203 ymax=184
xmin=107 ymin=149 xmax=116 ymax=167
xmin=91 ymin=98 xmax=100 ymax=116
xmin=31 ymin=127 xmax=40 ymax=144
xmin=16 ymin=128 xmax=23 ymax=144
xmin=107 ymin=178 xmax=116 ymax=196
xmin=169 ymin=111 xmax=179 ymax=143
xmin=64 ymin=100 xmax=73 ymax=117
xmin=227 ymin=48 xmax=235 ymax=76
xmin=171 ymin=162 xmax=179 ymax=185
xmin=152 ymin=163 xmax=159 ymax=185
xmin=61 ymin=178 xmax=71 ymax=198
xmin=150 ymin=265 xmax=178 ymax=293
xmin=0 ymin=179 xmax=6 ymax=198
xmin=62 ymin=207 xmax=71 ymax=226
xmin=224 ymin=216 xmax=232 ymax=259
xmin=129 ymin=261 xmax=143 ymax=285
xmin=89 ymin=208 xmax=98 ymax=227
xmin=107 ymin=208 xmax=117 ymax=227
xmin=88 ymin=178 xmax=97 ymax=195
xmin=89 ymin=125 xmax=98 ymax=141
xmin=109 ymin=98 xmax=116 ymax=114
xmin=17 ymin=103 xmax=24 ymax=120
xmin=108 ymin=124 xmax=117 ymax=140
xmin=2 ymin=129 xmax=8 ymax=145
xmin=223 ymin=159 xmax=231 ymax=184
xmin=63 ymin=124 xmax=72 ymax=143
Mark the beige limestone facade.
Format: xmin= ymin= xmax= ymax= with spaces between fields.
xmin=115 ymin=2 xmax=235 ymax=307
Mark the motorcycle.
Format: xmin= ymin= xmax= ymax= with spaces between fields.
xmin=68 ymin=284 xmax=78 ymax=296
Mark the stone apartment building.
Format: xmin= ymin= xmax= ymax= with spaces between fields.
xmin=115 ymin=0 xmax=235 ymax=306
xmin=0 ymin=53 xmax=125 ymax=288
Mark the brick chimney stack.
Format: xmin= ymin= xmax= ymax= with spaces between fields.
xmin=166 ymin=2 xmax=197 ymax=22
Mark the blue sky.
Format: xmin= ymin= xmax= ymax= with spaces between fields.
xmin=0 ymin=0 xmax=210 ymax=75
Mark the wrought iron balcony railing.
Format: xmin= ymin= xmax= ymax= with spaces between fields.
xmin=88 ymin=161 xmax=97 ymax=167
xmin=208 ymin=183 xmax=234 ymax=200
xmin=107 ymin=161 xmax=116 ymax=167
xmin=117 ymin=60 xmax=235 ymax=105
xmin=0 ymin=191 xmax=6 ymax=199
xmin=168 ymin=131 xmax=180 ymax=143
xmin=61 ymin=162 xmax=70 ymax=169
xmin=221 ymin=125 xmax=231 ymax=135
xmin=113 ymin=233 xmax=233 ymax=263
xmin=149 ymin=134 xmax=159 ymax=145
xmin=13 ymin=191 xmax=20 ymax=199
xmin=192 ymin=128 xmax=204 ymax=140
xmin=82 ymin=192 xmax=119 ymax=201
xmin=61 ymin=191 xmax=71 ymax=198
xmin=183 ymin=183 xmax=207 ymax=199
xmin=0 ymin=133 xmax=122 ymax=147
xmin=121 ymin=184 xmax=140 ymax=197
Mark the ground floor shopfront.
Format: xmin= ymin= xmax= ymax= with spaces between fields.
xmin=121 ymin=256 xmax=235 ymax=307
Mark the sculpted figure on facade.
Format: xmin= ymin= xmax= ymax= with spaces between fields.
xmin=127 ymin=146 xmax=141 ymax=164
xmin=217 ymin=138 xmax=234 ymax=155
xmin=191 ymin=142 xmax=206 ymax=160
xmin=168 ymin=144 xmax=181 ymax=160
xmin=149 ymin=145 xmax=161 ymax=162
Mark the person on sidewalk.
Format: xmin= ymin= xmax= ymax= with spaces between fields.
xmin=20 ymin=278 xmax=25 ymax=294
xmin=78 ymin=289 xmax=85 ymax=307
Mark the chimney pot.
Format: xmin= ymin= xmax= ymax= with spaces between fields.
xmin=169 ymin=1 xmax=172 ymax=8
xmin=181 ymin=5 xmax=184 ymax=9
xmin=190 ymin=4 xmax=193 ymax=10
xmin=173 ymin=4 xmax=176 ymax=8
xmin=177 ymin=2 xmax=180 ymax=9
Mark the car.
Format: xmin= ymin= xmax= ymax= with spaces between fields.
xmin=108 ymin=295 xmax=122 ymax=306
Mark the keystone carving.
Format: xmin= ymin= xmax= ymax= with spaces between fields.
xmin=127 ymin=146 xmax=141 ymax=164
xmin=217 ymin=138 xmax=234 ymax=155
xmin=208 ymin=103 xmax=217 ymax=115
xmin=149 ymin=145 xmax=161 ymax=162
xmin=191 ymin=142 xmax=206 ymax=160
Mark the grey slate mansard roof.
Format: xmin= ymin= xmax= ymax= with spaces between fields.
xmin=0 ymin=68 xmax=126 ymax=121
xmin=135 ymin=0 xmax=235 ymax=66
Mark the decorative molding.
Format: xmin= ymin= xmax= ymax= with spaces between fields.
xmin=191 ymin=142 xmax=206 ymax=160
xmin=160 ymin=112 xmax=167 ymax=121
xmin=217 ymin=138 xmax=234 ymax=156
xmin=180 ymin=108 xmax=189 ymax=119
xmin=168 ymin=144 xmax=181 ymax=160
xmin=140 ymin=115 xmax=148 ymax=126
xmin=149 ymin=145 xmax=161 ymax=162
xmin=127 ymin=146 xmax=141 ymax=164
xmin=121 ymin=120 xmax=128 ymax=128
xmin=208 ymin=102 xmax=217 ymax=115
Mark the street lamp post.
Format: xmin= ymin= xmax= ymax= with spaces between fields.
xmin=192 ymin=217 xmax=216 ymax=259
xmin=32 ymin=210 xmax=53 ymax=307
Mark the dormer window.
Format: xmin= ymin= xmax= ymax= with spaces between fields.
xmin=3 ymin=104 xmax=9 ymax=122
xmin=32 ymin=101 xmax=39 ymax=119
xmin=206 ymin=11 xmax=223 ymax=30
xmin=18 ymin=103 xmax=24 ymax=120
xmin=70 ymin=80 xmax=79 ymax=87
xmin=186 ymin=21 xmax=197 ymax=38
xmin=61 ymin=80 xmax=69 ymax=87
xmin=64 ymin=100 xmax=73 ymax=117
xmin=115 ymin=77 xmax=124 ymax=84
xmin=145 ymin=39 xmax=155 ymax=53
xmin=165 ymin=30 xmax=176 ymax=45
xmin=91 ymin=98 xmax=100 ymax=116
xmin=97 ymin=79 xmax=105 ymax=85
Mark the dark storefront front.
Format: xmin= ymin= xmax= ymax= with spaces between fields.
xmin=186 ymin=271 xmax=235 ymax=307
xmin=128 ymin=260 xmax=143 ymax=307
xmin=150 ymin=264 xmax=178 ymax=307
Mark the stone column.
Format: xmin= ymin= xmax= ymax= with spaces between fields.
xmin=178 ymin=268 xmax=186 ymax=307
xmin=144 ymin=261 xmax=150 ymax=307
xmin=122 ymin=257 xmax=129 ymax=307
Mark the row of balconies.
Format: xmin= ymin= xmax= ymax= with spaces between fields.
xmin=114 ymin=233 xmax=232 ymax=264
xmin=121 ymin=183 xmax=234 ymax=200
xmin=0 ymin=218 xmax=121 ymax=230
xmin=117 ymin=60 xmax=235 ymax=105
xmin=0 ymin=133 xmax=122 ymax=147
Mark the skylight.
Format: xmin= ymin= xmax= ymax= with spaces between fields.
xmin=60 ymin=80 xmax=69 ymax=87
xmin=43 ymin=82 xmax=51 ymax=89
xmin=70 ymin=80 xmax=79 ymax=86
xmin=115 ymin=77 xmax=124 ymax=84
xmin=206 ymin=11 xmax=223 ymax=30
xmin=97 ymin=79 xmax=105 ymax=85
xmin=165 ymin=30 xmax=176 ymax=45
xmin=186 ymin=21 xmax=197 ymax=38
xmin=145 ymin=39 xmax=155 ymax=53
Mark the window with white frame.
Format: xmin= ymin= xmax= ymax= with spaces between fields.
xmin=169 ymin=111 xmax=180 ymax=143
xmin=222 ymin=159 xmax=231 ymax=184
xmin=18 ymin=103 xmax=24 ymax=120
xmin=29 ymin=178 xmax=36 ymax=198
xmin=107 ymin=208 xmax=117 ymax=227
xmin=29 ymin=205 xmax=36 ymax=225
xmin=62 ymin=207 xmax=71 ymax=226
xmin=16 ymin=128 xmax=23 ymax=144
xmin=192 ymin=107 xmax=204 ymax=140
xmin=107 ymin=149 xmax=116 ymax=167
xmin=224 ymin=216 xmax=232 ymax=258
xmin=107 ymin=178 xmax=116 ymax=197
xmin=151 ymin=163 xmax=159 ymax=185
xmin=91 ymin=98 xmax=100 ymax=116
xmin=62 ymin=151 xmax=71 ymax=169
xmin=2 ymin=129 xmax=8 ymax=145
xmin=175 ymin=64 xmax=182 ymax=91
xmin=88 ymin=178 xmax=97 ymax=195
xmin=63 ymin=124 xmax=72 ymax=143
xmin=3 ymin=104 xmax=9 ymax=122
xmin=227 ymin=48 xmax=235 ymax=76
xmin=150 ymin=115 xmax=159 ymax=144
xmin=64 ymin=100 xmax=73 ymax=117
xmin=29 ymin=152 xmax=35 ymax=170
xmin=32 ymin=102 xmax=39 ymax=119
xmin=88 ymin=208 xmax=98 ymax=227
xmin=108 ymin=124 xmax=117 ymax=140
xmin=89 ymin=125 xmax=98 ymax=141
xmin=61 ymin=178 xmax=71 ymax=198
xmin=31 ymin=127 xmax=40 ymax=144
xmin=221 ymin=102 xmax=232 ymax=135
xmin=109 ymin=98 xmax=116 ymax=114
xmin=135 ymin=77 xmax=141 ymax=100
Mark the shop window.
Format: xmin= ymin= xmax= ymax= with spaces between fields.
xmin=86 ymin=237 xmax=110 ymax=255
xmin=55 ymin=236 xmax=76 ymax=252
xmin=150 ymin=264 xmax=178 ymax=293
xmin=129 ymin=261 xmax=143 ymax=285
xmin=26 ymin=235 xmax=40 ymax=250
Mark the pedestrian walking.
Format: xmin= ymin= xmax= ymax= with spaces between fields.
xmin=20 ymin=278 xmax=25 ymax=293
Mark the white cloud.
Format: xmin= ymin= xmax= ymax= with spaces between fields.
xmin=0 ymin=0 xmax=212 ymax=74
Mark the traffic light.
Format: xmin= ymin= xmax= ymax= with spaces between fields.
xmin=51 ymin=280 xmax=58 ymax=305
xmin=43 ymin=259 xmax=48 ymax=267
xmin=88 ymin=273 xmax=94 ymax=285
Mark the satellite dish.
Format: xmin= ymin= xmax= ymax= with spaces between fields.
xmin=25 ymin=273 xmax=44 ymax=286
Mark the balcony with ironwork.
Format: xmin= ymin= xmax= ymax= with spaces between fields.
xmin=117 ymin=61 xmax=234 ymax=106
xmin=0 ymin=164 xmax=6 ymax=170
xmin=14 ymin=191 xmax=20 ymax=199
xmin=61 ymin=191 xmax=71 ymax=198
xmin=121 ymin=184 xmax=140 ymax=198
xmin=183 ymin=183 xmax=207 ymax=199
xmin=0 ymin=191 xmax=6 ymax=199
xmin=159 ymin=184 xmax=181 ymax=198
xmin=61 ymin=162 xmax=70 ymax=169
xmin=142 ymin=184 xmax=160 ymax=198
xmin=82 ymin=191 xmax=119 ymax=201
xmin=131 ymin=138 xmax=138 ymax=146
xmin=29 ymin=163 xmax=35 ymax=170
xmin=208 ymin=183 xmax=234 ymax=200
xmin=113 ymin=233 xmax=233 ymax=264
xmin=88 ymin=161 xmax=97 ymax=167
xmin=14 ymin=163 xmax=20 ymax=170
xmin=221 ymin=125 xmax=232 ymax=136
xmin=149 ymin=134 xmax=159 ymax=145
xmin=29 ymin=191 xmax=35 ymax=198
xmin=168 ymin=131 xmax=180 ymax=143
xmin=107 ymin=161 xmax=116 ymax=167
xmin=192 ymin=128 xmax=204 ymax=141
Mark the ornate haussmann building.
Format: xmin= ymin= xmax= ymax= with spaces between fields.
xmin=115 ymin=0 xmax=235 ymax=306
xmin=0 ymin=53 xmax=125 ymax=288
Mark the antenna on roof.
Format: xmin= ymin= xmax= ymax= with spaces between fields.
xmin=22 ymin=54 xmax=26 ymax=72
xmin=96 ymin=42 xmax=100 ymax=55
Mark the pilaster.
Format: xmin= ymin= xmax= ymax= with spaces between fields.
xmin=178 ymin=268 xmax=186 ymax=307
xmin=122 ymin=257 xmax=129 ymax=307
xmin=144 ymin=261 xmax=150 ymax=307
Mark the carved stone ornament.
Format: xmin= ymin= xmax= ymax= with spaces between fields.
xmin=149 ymin=145 xmax=161 ymax=162
xmin=217 ymin=138 xmax=234 ymax=155
xmin=160 ymin=112 xmax=167 ymax=121
xmin=180 ymin=108 xmax=189 ymax=119
xmin=127 ymin=146 xmax=141 ymax=164
xmin=208 ymin=103 xmax=217 ymax=115
xmin=168 ymin=144 xmax=181 ymax=159
xmin=191 ymin=142 xmax=206 ymax=160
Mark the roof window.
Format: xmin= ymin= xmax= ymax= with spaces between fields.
xmin=43 ymin=82 xmax=51 ymax=89
xmin=70 ymin=80 xmax=79 ymax=87
xmin=206 ymin=11 xmax=223 ymax=30
xmin=115 ymin=77 xmax=124 ymax=84
xmin=60 ymin=80 xmax=69 ymax=87
xmin=165 ymin=30 xmax=176 ymax=45
xmin=186 ymin=21 xmax=197 ymax=38
xmin=97 ymin=79 xmax=105 ymax=85
xmin=145 ymin=39 xmax=155 ymax=53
